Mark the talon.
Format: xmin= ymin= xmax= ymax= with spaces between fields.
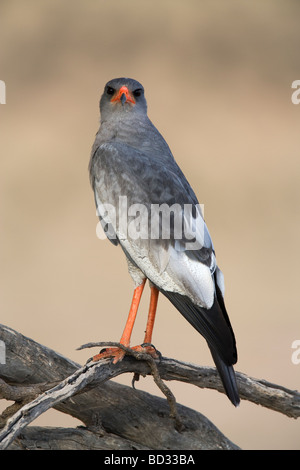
xmin=141 ymin=342 xmax=160 ymax=355
xmin=91 ymin=343 xmax=160 ymax=363
xmin=92 ymin=347 xmax=126 ymax=363
xmin=141 ymin=342 xmax=154 ymax=348
xmin=132 ymin=372 xmax=140 ymax=389
xmin=132 ymin=344 xmax=160 ymax=360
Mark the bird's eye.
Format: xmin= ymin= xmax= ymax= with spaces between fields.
xmin=133 ymin=88 xmax=143 ymax=98
xmin=106 ymin=86 xmax=115 ymax=95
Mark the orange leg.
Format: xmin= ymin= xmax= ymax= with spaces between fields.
xmin=143 ymin=286 xmax=159 ymax=344
xmin=119 ymin=279 xmax=146 ymax=346
xmin=93 ymin=279 xmax=146 ymax=363
xmin=126 ymin=285 xmax=160 ymax=359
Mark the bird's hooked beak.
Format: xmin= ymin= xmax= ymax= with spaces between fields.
xmin=120 ymin=92 xmax=127 ymax=106
xmin=111 ymin=86 xmax=135 ymax=106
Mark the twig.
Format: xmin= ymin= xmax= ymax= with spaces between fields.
xmin=78 ymin=341 xmax=183 ymax=430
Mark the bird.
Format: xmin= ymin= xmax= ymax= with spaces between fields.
xmin=89 ymin=77 xmax=240 ymax=406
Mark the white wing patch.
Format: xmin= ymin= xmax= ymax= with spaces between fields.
xmin=119 ymin=236 xmax=216 ymax=309
xmin=166 ymin=246 xmax=215 ymax=308
xmin=215 ymin=266 xmax=225 ymax=297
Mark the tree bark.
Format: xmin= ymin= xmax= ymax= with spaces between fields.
xmin=0 ymin=324 xmax=299 ymax=450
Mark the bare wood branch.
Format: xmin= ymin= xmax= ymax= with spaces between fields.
xmin=0 ymin=359 xmax=111 ymax=449
xmin=6 ymin=426 xmax=149 ymax=450
xmin=158 ymin=359 xmax=300 ymax=419
xmin=0 ymin=324 xmax=240 ymax=450
xmin=79 ymin=341 xmax=183 ymax=430
xmin=0 ymin=324 xmax=299 ymax=450
xmin=78 ymin=340 xmax=300 ymax=419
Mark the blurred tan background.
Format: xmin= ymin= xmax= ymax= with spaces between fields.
xmin=1 ymin=0 xmax=300 ymax=450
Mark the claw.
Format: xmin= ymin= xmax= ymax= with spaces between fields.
xmin=92 ymin=346 xmax=126 ymax=363
xmin=140 ymin=343 xmax=161 ymax=360
xmin=132 ymin=344 xmax=160 ymax=360
xmin=92 ymin=343 xmax=160 ymax=363
xmin=132 ymin=372 xmax=140 ymax=389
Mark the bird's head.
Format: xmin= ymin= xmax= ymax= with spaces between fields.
xmin=99 ymin=77 xmax=147 ymax=121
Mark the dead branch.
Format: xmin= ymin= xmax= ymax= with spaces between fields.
xmin=78 ymin=341 xmax=300 ymax=419
xmin=0 ymin=324 xmax=299 ymax=450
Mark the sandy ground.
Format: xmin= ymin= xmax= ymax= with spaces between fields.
xmin=1 ymin=0 xmax=300 ymax=450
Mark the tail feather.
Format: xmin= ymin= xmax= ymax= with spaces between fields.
xmin=159 ymin=287 xmax=240 ymax=406
xmin=209 ymin=346 xmax=240 ymax=406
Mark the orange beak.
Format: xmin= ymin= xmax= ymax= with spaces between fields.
xmin=111 ymin=86 xmax=135 ymax=105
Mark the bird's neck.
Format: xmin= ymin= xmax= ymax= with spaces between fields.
xmin=95 ymin=114 xmax=172 ymax=160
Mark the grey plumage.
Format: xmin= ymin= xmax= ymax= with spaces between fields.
xmin=89 ymin=77 xmax=239 ymax=406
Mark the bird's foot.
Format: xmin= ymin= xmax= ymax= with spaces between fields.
xmin=92 ymin=343 xmax=160 ymax=364
xmin=132 ymin=343 xmax=161 ymax=360
xmin=92 ymin=347 xmax=126 ymax=364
